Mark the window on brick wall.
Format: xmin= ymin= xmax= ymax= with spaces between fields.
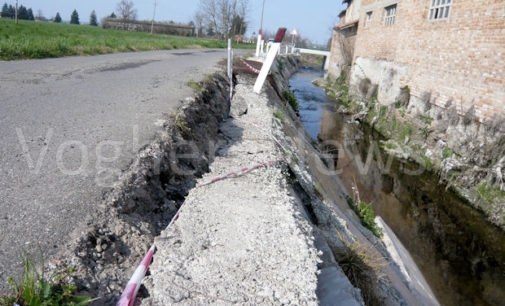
xmin=365 ymin=11 xmax=372 ymax=28
xmin=384 ymin=4 xmax=397 ymax=26
xmin=429 ymin=0 xmax=452 ymax=20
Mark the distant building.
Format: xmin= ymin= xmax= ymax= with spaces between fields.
xmin=329 ymin=0 xmax=505 ymax=122
xmin=102 ymin=19 xmax=195 ymax=37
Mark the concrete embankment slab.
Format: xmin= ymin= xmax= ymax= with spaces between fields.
xmin=145 ymin=83 xmax=321 ymax=304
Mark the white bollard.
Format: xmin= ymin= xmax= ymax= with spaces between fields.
xmin=253 ymin=43 xmax=281 ymax=94
xmin=255 ymin=34 xmax=262 ymax=57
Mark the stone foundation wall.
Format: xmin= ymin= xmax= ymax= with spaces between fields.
xmin=352 ymin=0 xmax=505 ymax=122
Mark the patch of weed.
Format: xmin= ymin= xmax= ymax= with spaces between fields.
xmin=175 ymin=115 xmax=191 ymax=138
xmin=185 ymin=80 xmax=201 ymax=93
xmin=0 ymin=254 xmax=92 ymax=306
xmin=423 ymin=156 xmax=433 ymax=172
xmin=333 ymin=238 xmax=386 ymax=306
xmin=422 ymin=126 xmax=429 ymax=139
xmin=345 ymin=196 xmax=383 ymax=238
xmin=379 ymin=105 xmax=388 ymax=117
xmin=277 ymin=58 xmax=285 ymax=71
xmin=273 ymin=109 xmax=284 ymax=121
xmin=442 ymin=148 xmax=454 ymax=159
xmin=477 ymin=181 xmax=505 ymax=204
xmin=385 ymin=142 xmax=397 ymax=150
xmin=282 ymin=90 xmax=299 ymax=114
xmin=418 ymin=114 xmax=433 ymax=125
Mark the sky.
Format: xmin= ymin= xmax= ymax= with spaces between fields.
xmin=13 ymin=0 xmax=343 ymax=44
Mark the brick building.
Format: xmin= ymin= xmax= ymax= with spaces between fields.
xmin=329 ymin=0 xmax=505 ymax=122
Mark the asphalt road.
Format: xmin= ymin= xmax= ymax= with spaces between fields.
xmin=0 ymin=49 xmax=228 ymax=290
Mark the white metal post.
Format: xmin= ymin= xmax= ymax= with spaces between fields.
xmin=255 ymin=34 xmax=262 ymax=57
xmin=253 ymin=43 xmax=281 ymax=94
xmin=228 ymin=39 xmax=233 ymax=101
xmin=227 ymin=39 xmax=232 ymax=79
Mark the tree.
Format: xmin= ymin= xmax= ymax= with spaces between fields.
xmin=18 ymin=5 xmax=28 ymax=20
xmin=1 ymin=3 xmax=8 ymax=18
xmin=54 ymin=12 xmax=62 ymax=23
xmin=193 ymin=12 xmax=205 ymax=37
xmin=8 ymin=4 xmax=14 ymax=18
xmin=36 ymin=9 xmax=47 ymax=21
xmin=109 ymin=12 xmax=117 ymax=18
xmin=230 ymin=14 xmax=246 ymax=36
xmin=116 ymin=0 xmax=137 ymax=20
xmin=90 ymin=10 xmax=98 ymax=26
xmin=196 ymin=0 xmax=249 ymax=39
xmin=27 ymin=8 xmax=34 ymax=20
xmin=70 ymin=9 xmax=79 ymax=24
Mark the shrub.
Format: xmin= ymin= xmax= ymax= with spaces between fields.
xmin=277 ymin=58 xmax=285 ymax=71
xmin=282 ymin=90 xmax=299 ymax=114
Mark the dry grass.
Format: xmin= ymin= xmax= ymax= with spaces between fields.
xmin=333 ymin=234 xmax=387 ymax=305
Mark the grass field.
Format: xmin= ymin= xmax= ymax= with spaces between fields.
xmin=0 ymin=19 xmax=254 ymax=60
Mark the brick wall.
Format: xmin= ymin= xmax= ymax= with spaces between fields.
xmin=351 ymin=0 xmax=505 ymax=121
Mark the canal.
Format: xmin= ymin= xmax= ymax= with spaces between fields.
xmin=289 ymin=67 xmax=505 ymax=306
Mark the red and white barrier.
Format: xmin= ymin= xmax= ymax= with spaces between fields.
xmin=117 ymin=157 xmax=285 ymax=305
xmin=197 ymin=158 xmax=284 ymax=188
xmin=239 ymin=58 xmax=261 ymax=75
xmin=116 ymin=245 xmax=156 ymax=306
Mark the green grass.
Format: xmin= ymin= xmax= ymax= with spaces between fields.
xmin=423 ymin=156 xmax=433 ymax=172
xmin=477 ymin=181 xmax=505 ymax=204
xmin=385 ymin=142 xmax=397 ymax=150
xmin=345 ymin=196 xmax=383 ymax=238
xmin=0 ymin=254 xmax=92 ymax=306
xmin=185 ymin=80 xmax=202 ymax=93
xmin=282 ymin=90 xmax=299 ymax=114
xmin=277 ymin=57 xmax=285 ymax=71
xmin=442 ymin=147 xmax=454 ymax=159
xmin=379 ymin=105 xmax=388 ymax=117
xmin=273 ymin=109 xmax=285 ymax=121
xmin=418 ymin=114 xmax=433 ymax=125
xmin=0 ymin=19 xmax=254 ymax=60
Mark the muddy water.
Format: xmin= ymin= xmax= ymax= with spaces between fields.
xmin=290 ymin=68 xmax=505 ymax=306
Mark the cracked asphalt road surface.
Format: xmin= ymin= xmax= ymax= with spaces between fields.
xmin=0 ymin=49 xmax=228 ymax=290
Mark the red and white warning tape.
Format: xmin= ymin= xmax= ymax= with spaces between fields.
xmin=240 ymin=57 xmax=261 ymax=74
xmin=116 ymin=245 xmax=155 ymax=306
xmin=117 ymin=158 xmax=284 ymax=305
xmin=197 ymin=158 xmax=284 ymax=188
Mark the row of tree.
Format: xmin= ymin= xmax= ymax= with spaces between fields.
xmin=1 ymin=3 xmax=34 ymax=20
xmin=67 ymin=10 xmax=98 ymax=26
xmin=0 ymin=3 xmax=99 ymax=26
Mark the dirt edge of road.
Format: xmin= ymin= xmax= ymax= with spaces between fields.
xmin=49 ymin=71 xmax=232 ymax=304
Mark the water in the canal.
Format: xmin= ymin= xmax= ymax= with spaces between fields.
xmin=290 ymin=67 xmax=505 ymax=306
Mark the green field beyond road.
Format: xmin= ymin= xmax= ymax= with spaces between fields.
xmin=0 ymin=19 xmax=254 ymax=60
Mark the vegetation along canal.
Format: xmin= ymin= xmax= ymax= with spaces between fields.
xmin=289 ymin=67 xmax=505 ymax=306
